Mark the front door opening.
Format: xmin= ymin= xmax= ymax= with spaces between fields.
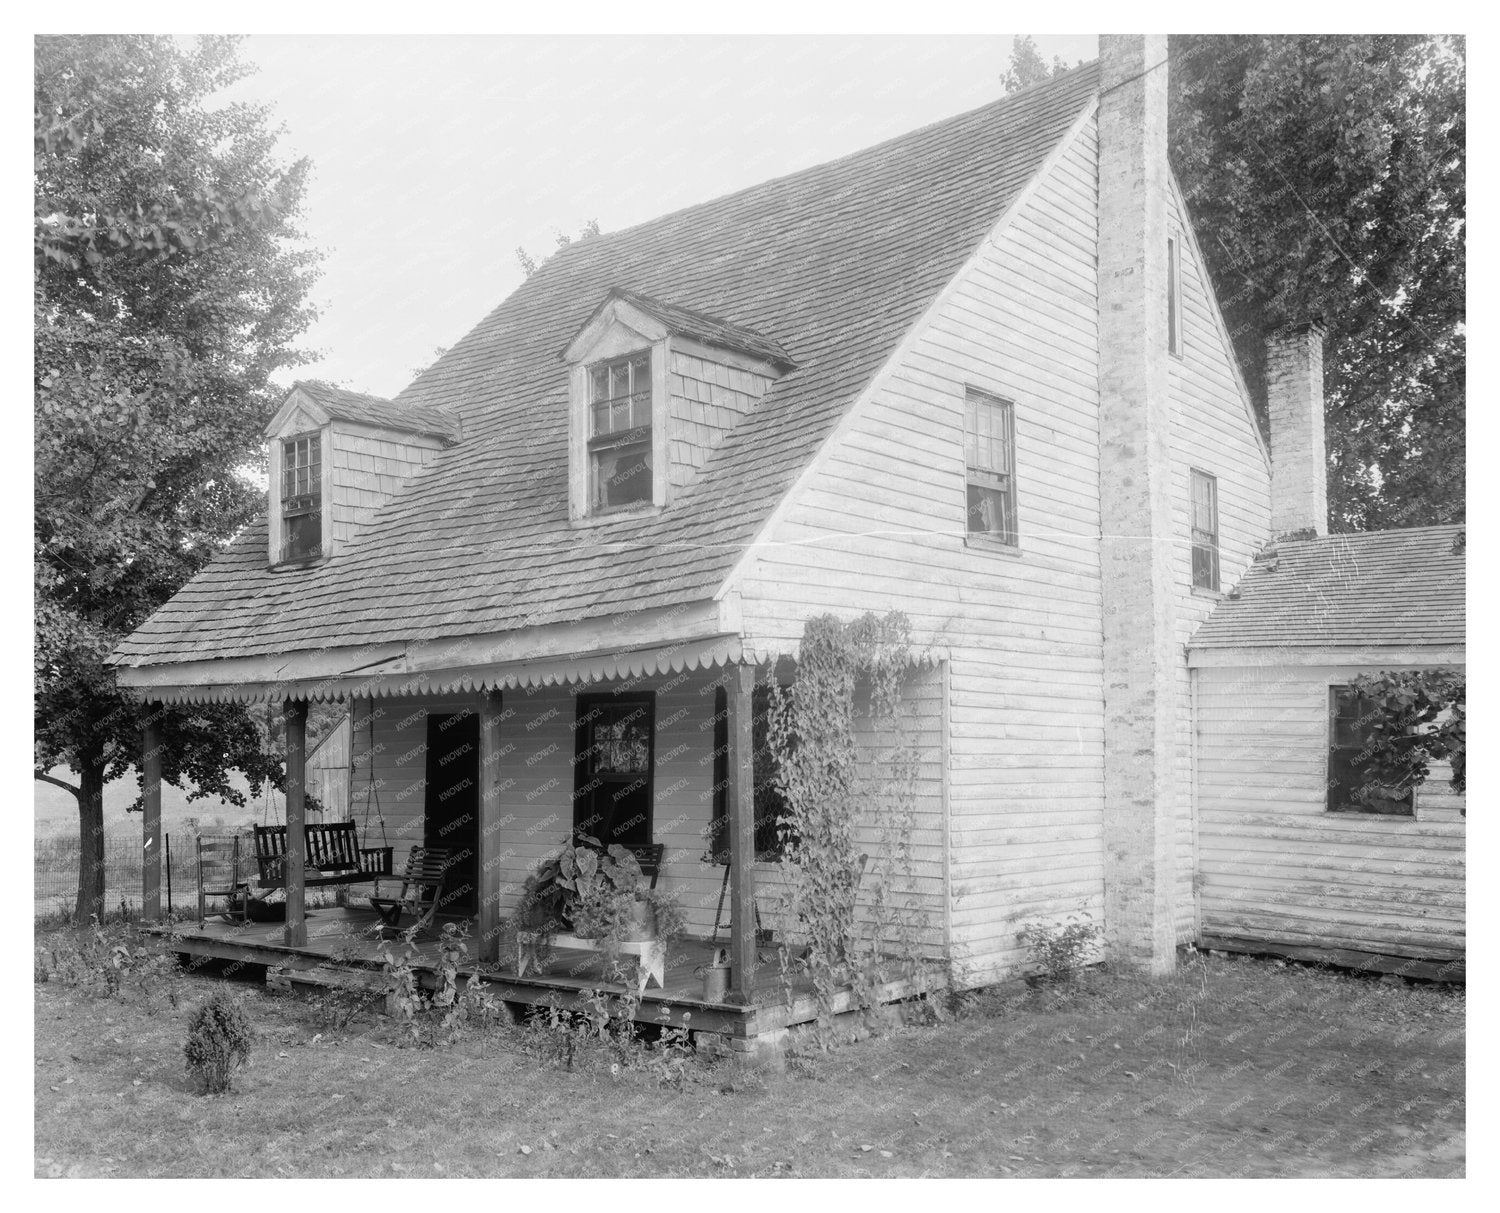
xmin=425 ymin=711 xmax=481 ymax=915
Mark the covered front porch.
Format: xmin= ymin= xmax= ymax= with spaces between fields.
xmin=158 ymin=905 xmax=931 ymax=1050
xmin=127 ymin=631 xmax=825 ymax=1031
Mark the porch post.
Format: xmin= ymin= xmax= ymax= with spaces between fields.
xmin=476 ymin=689 xmax=504 ymax=963
xmin=141 ymin=703 xmax=163 ymax=922
xmin=726 ymin=663 xmax=757 ymax=1003
xmin=283 ymin=697 xmax=308 ymax=948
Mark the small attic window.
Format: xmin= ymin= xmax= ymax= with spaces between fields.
xmin=280 ymin=433 xmax=322 ymax=562
xmin=588 ymin=352 xmax=653 ymax=511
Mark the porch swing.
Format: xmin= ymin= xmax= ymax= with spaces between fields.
xmin=251 ymin=703 xmax=394 ymax=892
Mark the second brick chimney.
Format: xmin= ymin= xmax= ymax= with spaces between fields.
xmin=1266 ymin=323 xmax=1329 ymax=539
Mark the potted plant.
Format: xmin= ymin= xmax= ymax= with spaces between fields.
xmin=514 ymin=835 xmax=685 ymax=969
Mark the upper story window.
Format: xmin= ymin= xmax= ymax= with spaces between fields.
xmin=1167 ymin=234 xmax=1183 ymax=356
xmin=280 ymin=433 xmax=322 ymax=562
xmin=1190 ymin=468 xmax=1219 ymax=590
xmin=965 ymin=388 xmax=1018 ymax=545
xmin=589 ymin=352 xmax=654 ymax=511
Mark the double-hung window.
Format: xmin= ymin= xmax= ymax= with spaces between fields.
xmin=1190 ymin=468 xmax=1220 ymax=591
xmin=588 ymin=352 xmax=653 ymax=511
xmin=965 ymin=388 xmax=1018 ymax=545
xmin=280 ymin=434 xmax=322 ymax=562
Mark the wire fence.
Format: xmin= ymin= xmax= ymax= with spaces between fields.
xmin=33 ymin=831 xmax=239 ymax=921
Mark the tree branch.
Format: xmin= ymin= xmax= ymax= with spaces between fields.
xmin=34 ymin=769 xmax=80 ymax=796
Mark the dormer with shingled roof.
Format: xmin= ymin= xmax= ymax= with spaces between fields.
xmin=263 ymin=380 xmax=460 ymax=567
xmin=561 ymin=287 xmax=796 ymax=520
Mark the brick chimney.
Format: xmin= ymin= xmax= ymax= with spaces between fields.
xmin=1096 ymin=34 xmax=1179 ymax=976
xmin=1266 ymin=323 xmax=1329 ymax=539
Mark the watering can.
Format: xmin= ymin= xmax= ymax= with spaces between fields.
xmin=697 ymin=946 xmax=731 ymax=1002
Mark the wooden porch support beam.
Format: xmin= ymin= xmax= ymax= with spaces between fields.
xmin=476 ymin=690 xmax=504 ymax=963
xmin=283 ymin=698 xmax=308 ymax=948
xmin=141 ymin=703 xmax=163 ymax=922
xmin=726 ymin=663 xmax=757 ymax=1003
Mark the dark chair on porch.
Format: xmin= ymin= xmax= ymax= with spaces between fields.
xmin=196 ymin=834 xmax=248 ymax=927
xmin=627 ymin=842 xmax=666 ymax=890
xmin=369 ymin=847 xmax=450 ymax=937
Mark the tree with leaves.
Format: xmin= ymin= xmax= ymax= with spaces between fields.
xmin=1169 ymin=35 xmax=1465 ymax=531
xmin=1001 ymin=35 xmax=1076 ymax=93
xmin=35 ymin=35 xmax=321 ymax=920
xmin=515 ymin=218 xmax=601 ymax=278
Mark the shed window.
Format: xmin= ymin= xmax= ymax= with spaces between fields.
xmin=708 ymin=685 xmax=796 ymax=863
xmin=965 ymin=388 xmax=1018 ymax=544
xmin=1190 ymin=469 xmax=1219 ymax=591
xmin=1327 ymin=686 xmax=1415 ymax=815
xmin=280 ymin=434 xmax=322 ymax=562
xmin=589 ymin=352 xmax=653 ymax=511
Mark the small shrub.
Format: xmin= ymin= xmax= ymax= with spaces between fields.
xmin=184 ymin=991 xmax=254 ymax=1094
xmin=1017 ymin=913 xmax=1101 ymax=985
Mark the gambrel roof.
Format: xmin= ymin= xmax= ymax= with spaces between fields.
xmin=112 ymin=63 xmax=1101 ymax=670
xmin=1189 ymin=525 xmax=1465 ymax=652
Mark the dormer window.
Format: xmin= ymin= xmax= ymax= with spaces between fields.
xmin=280 ymin=433 xmax=323 ymax=562
xmin=562 ymin=287 xmax=795 ymax=523
xmin=589 ymin=352 xmax=654 ymax=510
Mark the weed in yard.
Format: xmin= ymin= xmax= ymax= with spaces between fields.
xmin=36 ymin=916 xmax=180 ymax=1002
xmin=1016 ymin=913 xmax=1102 ymax=988
xmin=184 ymin=990 xmax=254 ymax=1094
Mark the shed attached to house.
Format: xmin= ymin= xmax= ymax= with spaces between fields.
xmin=1187 ymin=524 xmax=1466 ymax=979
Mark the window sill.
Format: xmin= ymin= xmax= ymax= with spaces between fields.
xmin=1191 ymin=586 xmax=1225 ymax=601
xmin=1323 ymin=809 xmax=1415 ymax=821
xmin=964 ymin=533 xmax=1023 ymax=558
xmin=268 ymin=554 xmax=331 ymax=573
xmin=571 ymin=504 xmax=663 ymax=529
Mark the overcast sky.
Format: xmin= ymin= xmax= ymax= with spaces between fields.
xmin=215 ymin=35 xmax=1099 ymax=399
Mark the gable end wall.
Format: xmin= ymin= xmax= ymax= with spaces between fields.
xmin=730 ymin=111 xmax=1273 ymax=984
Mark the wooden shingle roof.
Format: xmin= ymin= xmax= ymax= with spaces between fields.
xmin=1189 ymin=525 xmax=1466 ymax=651
xmin=292 ymin=380 xmax=460 ymax=442
xmin=594 ymin=288 xmax=798 ymax=370
xmin=112 ymin=63 xmax=1101 ymax=670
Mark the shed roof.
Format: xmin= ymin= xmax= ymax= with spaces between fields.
xmin=111 ymin=63 xmax=1101 ymax=671
xmin=1189 ymin=525 xmax=1465 ymax=651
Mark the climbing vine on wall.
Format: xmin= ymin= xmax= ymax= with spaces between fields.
xmin=1348 ymin=669 xmax=1466 ymax=798
xmin=766 ymin=610 xmax=932 ymax=1039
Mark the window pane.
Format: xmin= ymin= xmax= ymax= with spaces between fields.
xmin=967 ymin=483 xmax=1015 ymax=543
xmin=591 ymin=353 xmax=652 ymax=438
xmin=593 ymin=441 xmax=653 ymax=508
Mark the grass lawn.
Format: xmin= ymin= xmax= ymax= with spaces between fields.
xmin=34 ymin=928 xmax=1464 ymax=1178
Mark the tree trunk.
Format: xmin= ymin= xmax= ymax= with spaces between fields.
xmin=74 ymin=753 xmax=107 ymax=923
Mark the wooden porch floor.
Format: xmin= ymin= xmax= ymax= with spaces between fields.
xmin=156 ymin=906 xmax=881 ymax=1038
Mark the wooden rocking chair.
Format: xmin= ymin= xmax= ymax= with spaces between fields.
xmin=368 ymin=847 xmax=450 ymax=935
xmin=196 ymin=834 xmax=249 ymax=927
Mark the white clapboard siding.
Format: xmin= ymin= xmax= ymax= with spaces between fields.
xmin=345 ymin=664 xmax=945 ymax=946
xmin=1166 ymin=182 xmax=1274 ymax=943
xmin=1195 ymin=662 xmax=1465 ymax=960
xmin=731 ymin=113 xmax=1273 ymax=984
xmin=733 ymin=116 xmax=1108 ymax=985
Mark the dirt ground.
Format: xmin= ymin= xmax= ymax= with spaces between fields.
xmin=34 ymin=930 xmax=1464 ymax=1178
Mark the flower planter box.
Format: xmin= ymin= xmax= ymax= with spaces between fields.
xmin=514 ymin=931 xmax=666 ymax=993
